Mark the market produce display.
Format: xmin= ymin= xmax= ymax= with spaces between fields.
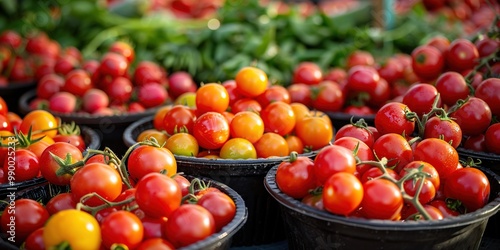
xmin=0 ymin=139 xmax=246 ymax=249
xmin=1 ymin=0 xmax=500 ymax=249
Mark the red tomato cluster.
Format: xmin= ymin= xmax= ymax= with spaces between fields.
xmin=0 ymin=29 xmax=198 ymax=115
xmin=0 ymin=109 xmax=88 ymax=184
xmin=276 ymin=113 xmax=491 ymax=220
xmin=421 ymin=0 xmax=500 ymax=35
xmin=0 ymin=30 xmax=65 ymax=85
xmin=287 ymin=50 xmax=418 ymax=116
xmin=139 ymin=66 xmax=336 ymax=159
xmin=275 ymin=30 xmax=499 ymax=220
xmin=1 ymin=140 xmax=237 ymax=249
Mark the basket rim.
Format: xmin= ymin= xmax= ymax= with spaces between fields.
xmin=325 ymin=111 xmax=375 ymax=121
xmin=457 ymin=146 xmax=500 ymax=162
xmin=124 ymin=116 xmax=317 ymax=163
xmin=18 ymin=89 xmax=162 ymax=124
xmin=264 ymin=164 xmax=500 ymax=231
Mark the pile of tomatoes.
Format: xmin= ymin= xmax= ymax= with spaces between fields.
xmin=0 ymin=27 xmax=198 ymax=116
xmin=0 ymin=106 xmax=90 ymax=184
xmin=1 ymin=134 xmax=239 ymax=249
xmin=275 ymin=28 xmax=499 ymax=221
xmin=137 ymin=66 xmax=335 ymax=159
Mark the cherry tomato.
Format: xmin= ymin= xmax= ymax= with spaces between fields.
xmin=196 ymin=83 xmax=229 ymax=113
xmin=287 ymin=83 xmax=313 ymax=107
xmin=231 ymin=98 xmax=262 ymax=114
xmin=153 ymin=105 xmax=173 ymax=131
xmin=402 ymin=83 xmax=441 ymax=117
xmin=449 ymin=97 xmax=492 ymax=136
xmin=425 ymin=35 xmax=450 ymax=53
xmin=197 ymin=191 xmax=236 ymax=232
xmin=70 ymin=162 xmax=122 ymax=206
xmin=428 ymin=199 xmax=461 ymax=218
xmin=260 ymin=101 xmax=296 ymax=136
xmin=346 ymin=50 xmax=375 ymax=69
xmin=302 ymin=192 xmax=324 ymax=210
xmin=313 ymin=145 xmax=356 ymax=185
xmin=109 ymin=41 xmax=135 ymax=63
xmin=423 ymin=116 xmax=462 ymax=148
xmin=462 ymin=134 xmax=486 ymax=152
xmin=311 ymin=81 xmax=344 ymax=112
xmin=137 ymin=129 xmax=169 ymax=146
xmin=372 ymin=133 xmax=413 ymax=172
xmin=445 ymin=38 xmax=479 ymax=72
xmin=43 ymin=209 xmax=101 ymax=250
xmin=435 ymin=72 xmax=470 ymax=106
xmin=4 ymin=149 xmax=39 ymax=182
xmin=443 ymin=167 xmax=490 ymax=212
xmin=335 ymin=120 xmax=375 ymax=148
xmin=294 ymin=115 xmax=333 ymax=151
xmin=235 ymin=66 xmax=268 ymax=98
xmin=285 ymin=135 xmax=304 ymax=155
xmin=374 ymin=102 xmax=415 ymax=136
xmin=39 ymin=142 xmax=83 ymax=186
xmin=411 ymin=45 xmax=444 ymax=80
xmin=219 ymin=138 xmax=257 ymax=159
xmin=359 ymin=179 xmax=403 ymax=220
xmin=101 ymin=210 xmax=144 ymax=250
xmin=45 ymin=193 xmax=77 ymax=215
xmin=1 ymin=199 xmax=49 ymax=244
xmin=253 ymin=132 xmax=289 ymax=158
xmin=162 ymin=105 xmax=196 ymax=135
xmin=255 ymin=85 xmax=291 ymax=108
xmin=135 ymin=173 xmax=182 ymax=218
xmin=323 ymin=172 xmax=363 ymax=216
xmin=24 ymin=227 xmax=45 ymax=250
xmin=19 ymin=110 xmax=59 ymax=139
xmin=192 ymin=112 xmax=230 ymax=150
xmin=163 ymin=204 xmax=216 ymax=248
xmin=293 ymin=62 xmax=323 ymax=85
xmin=62 ymin=69 xmax=93 ymax=97
xmin=413 ymin=138 xmax=459 ymax=179
xmin=276 ymin=153 xmax=316 ymax=199
xmin=36 ymin=73 xmax=64 ymax=99
xmin=403 ymin=178 xmax=436 ymax=204
xmin=485 ymin=123 xmax=500 ymax=154
xmin=165 ymin=132 xmax=199 ymax=157
xmin=230 ymin=111 xmax=264 ymax=143
xmin=475 ymin=78 xmax=500 ymax=118
xmin=127 ymin=145 xmax=177 ymax=181
xmin=333 ymin=137 xmax=375 ymax=177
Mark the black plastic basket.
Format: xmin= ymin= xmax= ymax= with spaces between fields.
xmin=0 ymin=81 xmax=36 ymax=115
xmin=325 ymin=112 xmax=375 ymax=131
xmin=124 ymin=116 xmax=317 ymax=246
xmin=0 ymin=174 xmax=247 ymax=250
xmin=0 ymin=125 xmax=101 ymax=200
xmin=457 ymin=147 xmax=500 ymax=175
xmin=19 ymin=89 xmax=162 ymax=156
xmin=264 ymin=165 xmax=500 ymax=250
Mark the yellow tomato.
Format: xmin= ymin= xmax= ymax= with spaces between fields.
xmin=43 ymin=209 xmax=101 ymax=250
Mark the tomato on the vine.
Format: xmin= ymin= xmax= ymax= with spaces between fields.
xmin=413 ymin=138 xmax=459 ymax=179
xmin=423 ymin=116 xmax=462 ymax=148
xmin=70 ymin=162 xmax=122 ymax=206
xmin=359 ymin=179 xmax=403 ymax=220
xmin=374 ymin=102 xmax=415 ymax=136
xmin=449 ymin=97 xmax=492 ymax=136
xmin=39 ymin=142 xmax=83 ymax=186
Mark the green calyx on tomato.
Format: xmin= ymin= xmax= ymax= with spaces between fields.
xmin=57 ymin=121 xmax=81 ymax=136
